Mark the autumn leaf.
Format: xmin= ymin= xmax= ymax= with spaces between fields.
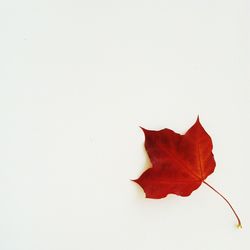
xmin=133 ymin=117 xmax=241 ymax=228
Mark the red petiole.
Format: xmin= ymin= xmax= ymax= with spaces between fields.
xmin=203 ymin=181 xmax=242 ymax=229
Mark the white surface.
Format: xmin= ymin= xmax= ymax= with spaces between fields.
xmin=0 ymin=1 xmax=249 ymax=249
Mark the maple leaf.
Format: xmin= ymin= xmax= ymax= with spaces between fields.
xmin=133 ymin=117 xmax=242 ymax=228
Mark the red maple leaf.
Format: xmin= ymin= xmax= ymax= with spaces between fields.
xmin=133 ymin=117 xmax=241 ymax=228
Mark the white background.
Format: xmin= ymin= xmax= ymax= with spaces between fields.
xmin=0 ymin=0 xmax=249 ymax=249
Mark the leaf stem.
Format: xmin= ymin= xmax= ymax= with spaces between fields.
xmin=203 ymin=181 xmax=242 ymax=229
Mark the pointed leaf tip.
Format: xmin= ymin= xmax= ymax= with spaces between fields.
xmin=139 ymin=126 xmax=148 ymax=134
xmin=196 ymin=115 xmax=200 ymax=122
